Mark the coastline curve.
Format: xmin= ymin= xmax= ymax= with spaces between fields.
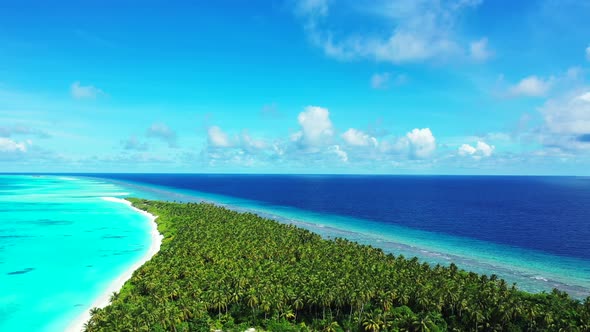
xmin=65 ymin=197 xmax=163 ymax=332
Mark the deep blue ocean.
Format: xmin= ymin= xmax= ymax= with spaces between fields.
xmin=85 ymin=174 xmax=590 ymax=260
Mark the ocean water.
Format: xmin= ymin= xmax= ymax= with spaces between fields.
xmin=0 ymin=175 xmax=153 ymax=331
xmin=85 ymin=173 xmax=590 ymax=298
xmin=2 ymin=174 xmax=590 ymax=331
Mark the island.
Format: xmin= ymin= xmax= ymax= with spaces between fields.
xmin=84 ymin=199 xmax=590 ymax=331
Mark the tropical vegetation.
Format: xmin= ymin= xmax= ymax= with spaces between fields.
xmin=84 ymin=199 xmax=590 ymax=331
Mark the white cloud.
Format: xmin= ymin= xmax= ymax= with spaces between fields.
xmin=146 ymin=123 xmax=177 ymax=147
xmin=199 ymin=108 xmax=441 ymax=168
xmin=476 ymin=141 xmax=494 ymax=157
xmin=469 ymin=37 xmax=492 ymax=61
xmin=406 ymin=128 xmax=436 ymax=158
xmin=70 ymin=81 xmax=104 ymax=99
xmin=458 ymin=141 xmax=495 ymax=158
xmin=369 ymin=31 xmax=452 ymax=63
xmin=458 ymin=143 xmax=477 ymax=156
xmin=577 ymin=91 xmax=590 ymax=102
xmin=329 ymin=145 xmax=348 ymax=162
xmin=290 ymin=131 xmax=303 ymax=142
xmin=586 ymin=45 xmax=590 ymax=61
xmin=241 ymin=132 xmax=266 ymax=150
xmin=294 ymin=106 xmax=334 ymax=147
xmin=342 ymin=128 xmax=377 ymax=147
xmin=208 ymin=126 xmax=232 ymax=148
xmin=0 ymin=137 xmax=28 ymax=153
xmin=540 ymin=90 xmax=590 ymax=135
xmin=380 ymin=129 xmax=437 ymax=159
xmin=390 ymin=137 xmax=410 ymax=153
xmin=509 ymin=76 xmax=552 ymax=97
xmin=297 ymin=0 xmax=481 ymax=64
xmin=312 ymin=26 xmax=456 ymax=64
xmin=206 ymin=127 xmax=268 ymax=162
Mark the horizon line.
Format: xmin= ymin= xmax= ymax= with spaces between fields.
xmin=0 ymin=172 xmax=587 ymax=178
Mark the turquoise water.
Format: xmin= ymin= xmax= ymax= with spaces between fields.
xmin=0 ymin=176 xmax=153 ymax=331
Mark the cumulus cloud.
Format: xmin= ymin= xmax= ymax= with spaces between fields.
xmin=586 ymin=45 xmax=590 ymax=61
xmin=379 ymin=129 xmax=437 ymax=159
xmin=540 ymin=90 xmax=590 ymax=135
xmin=458 ymin=143 xmax=477 ymax=156
xmin=293 ymin=106 xmax=334 ymax=148
xmin=458 ymin=141 xmax=495 ymax=158
xmin=341 ymin=128 xmax=377 ymax=147
xmin=201 ymin=106 xmax=442 ymax=168
xmin=204 ymin=128 xmax=273 ymax=172
xmin=329 ymin=145 xmax=348 ymax=162
xmin=206 ymin=126 xmax=269 ymax=155
xmin=470 ymin=37 xmax=493 ymax=61
xmin=296 ymin=0 xmax=481 ymax=64
xmin=509 ymin=76 xmax=552 ymax=97
xmin=241 ymin=132 xmax=266 ymax=151
xmin=406 ymin=128 xmax=436 ymax=158
xmin=146 ymin=123 xmax=177 ymax=147
xmin=0 ymin=137 xmax=28 ymax=153
xmin=70 ymin=81 xmax=104 ymax=99
xmin=475 ymin=141 xmax=494 ymax=157
xmin=380 ymin=136 xmax=409 ymax=155
xmin=578 ymin=92 xmax=590 ymax=102
xmin=208 ymin=126 xmax=233 ymax=148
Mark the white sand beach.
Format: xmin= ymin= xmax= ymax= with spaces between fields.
xmin=66 ymin=197 xmax=163 ymax=332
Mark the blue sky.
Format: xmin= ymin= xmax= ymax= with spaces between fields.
xmin=1 ymin=0 xmax=590 ymax=174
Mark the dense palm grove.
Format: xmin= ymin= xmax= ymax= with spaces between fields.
xmin=85 ymin=199 xmax=590 ymax=331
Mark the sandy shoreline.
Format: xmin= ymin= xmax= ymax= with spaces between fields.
xmin=66 ymin=197 xmax=163 ymax=332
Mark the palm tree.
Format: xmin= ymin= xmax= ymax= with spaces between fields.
xmin=363 ymin=310 xmax=384 ymax=332
xmin=412 ymin=315 xmax=433 ymax=332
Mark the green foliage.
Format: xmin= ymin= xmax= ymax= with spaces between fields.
xmin=84 ymin=199 xmax=590 ymax=331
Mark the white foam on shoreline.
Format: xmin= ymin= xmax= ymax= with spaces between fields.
xmin=66 ymin=197 xmax=163 ymax=332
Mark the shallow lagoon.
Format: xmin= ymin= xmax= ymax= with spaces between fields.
xmin=0 ymin=176 xmax=152 ymax=331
